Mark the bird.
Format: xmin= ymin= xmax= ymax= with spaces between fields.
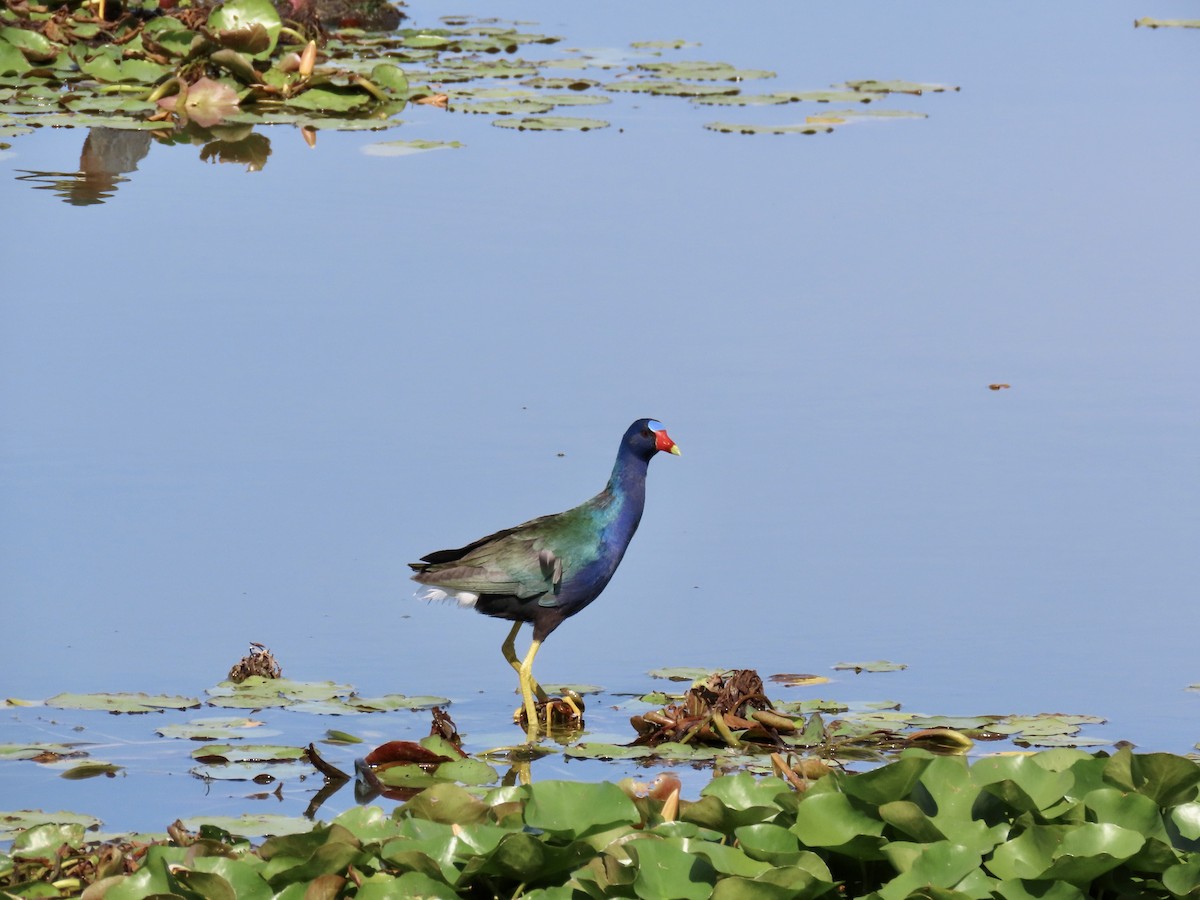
xmin=410 ymin=418 xmax=681 ymax=735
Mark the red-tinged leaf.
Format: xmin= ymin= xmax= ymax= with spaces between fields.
xmin=364 ymin=740 xmax=451 ymax=767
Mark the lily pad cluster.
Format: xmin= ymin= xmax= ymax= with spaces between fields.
xmin=0 ymin=0 xmax=414 ymax=144
xmin=4 ymin=747 xmax=1200 ymax=898
xmin=0 ymin=0 xmax=960 ymax=152
xmin=604 ymin=668 xmax=1113 ymax=769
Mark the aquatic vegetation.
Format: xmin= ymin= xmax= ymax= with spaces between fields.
xmin=4 ymin=747 xmax=1200 ymax=898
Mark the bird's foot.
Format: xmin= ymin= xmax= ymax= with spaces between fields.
xmin=513 ymin=690 xmax=585 ymax=737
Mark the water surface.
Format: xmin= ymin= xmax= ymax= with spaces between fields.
xmin=2 ymin=0 xmax=1198 ymax=834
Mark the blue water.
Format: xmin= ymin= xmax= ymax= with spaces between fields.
xmin=2 ymin=0 xmax=1198 ymax=835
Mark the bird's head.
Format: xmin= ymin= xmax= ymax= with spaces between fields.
xmin=627 ymin=418 xmax=682 ymax=459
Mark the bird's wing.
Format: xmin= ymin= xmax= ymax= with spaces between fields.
xmin=410 ymin=517 xmax=564 ymax=599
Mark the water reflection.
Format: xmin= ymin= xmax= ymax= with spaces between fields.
xmin=15 ymin=128 xmax=151 ymax=206
xmin=15 ymin=121 xmax=274 ymax=203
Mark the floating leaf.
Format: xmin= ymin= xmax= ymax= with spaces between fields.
xmin=1134 ymin=17 xmax=1200 ymax=28
xmin=704 ymin=120 xmax=834 ymax=135
xmin=636 ymin=60 xmax=775 ymax=81
xmin=0 ymin=742 xmax=91 ymax=762
xmin=605 ymin=79 xmax=738 ymax=97
xmin=206 ymin=0 xmax=282 ymax=59
xmin=0 ymin=810 xmax=101 ymax=840
xmin=0 ymin=37 xmax=33 ymax=75
xmin=44 ymin=692 xmax=201 ymax=713
xmin=191 ymin=743 xmax=307 ymax=763
xmin=61 ymin=762 xmax=123 ymax=779
xmin=179 ymin=813 xmax=314 ymax=837
xmin=562 ymin=743 xmax=658 ymax=760
xmin=769 ymin=674 xmax=831 ymax=687
xmin=844 ymin=79 xmax=959 ymax=95
xmin=832 ymin=660 xmax=908 ymax=673
xmin=648 ymin=666 xmax=721 ymax=682
xmin=630 ymin=39 xmax=699 ymax=50
xmin=361 ymin=139 xmax=463 ymax=156
xmin=492 ymin=115 xmax=609 ymax=131
xmin=156 ymin=717 xmax=266 ymax=740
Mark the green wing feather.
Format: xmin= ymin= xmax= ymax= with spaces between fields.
xmin=410 ymin=502 xmax=608 ymax=602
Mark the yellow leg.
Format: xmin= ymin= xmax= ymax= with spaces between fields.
xmin=501 ymin=623 xmax=547 ymax=702
xmin=518 ymin=638 xmax=544 ymax=735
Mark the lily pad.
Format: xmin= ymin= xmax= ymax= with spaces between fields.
xmin=832 ymin=660 xmax=908 ymax=673
xmin=191 ymin=760 xmax=307 ymax=781
xmin=630 ymin=39 xmax=700 ymax=50
xmin=191 ymin=743 xmax=308 ymax=763
xmin=456 ymin=98 xmax=556 ymax=115
xmin=362 ymin=139 xmax=463 ymax=156
xmin=492 ymin=115 xmax=609 ymax=132
xmin=0 ymin=810 xmax=102 ymax=840
xmin=635 ymin=60 xmax=775 ymax=81
xmin=60 ymin=762 xmax=124 ymax=779
xmin=0 ymin=742 xmax=92 ymax=762
xmin=563 ymin=743 xmax=658 ymax=760
xmin=844 ymin=79 xmax=959 ymax=95
xmin=206 ymin=0 xmax=282 ymax=59
xmin=693 ymin=89 xmax=876 ymax=106
xmin=179 ymin=813 xmax=313 ymax=837
xmin=704 ymin=121 xmax=835 ymax=135
xmin=1134 ymin=17 xmax=1200 ymax=28
xmin=156 ymin=716 xmax=267 ymax=740
xmin=648 ymin=666 xmax=722 ymax=682
xmin=44 ymin=691 xmax=202 ymax=713
xmin=605 ymin=79 xmax=739 ymax=97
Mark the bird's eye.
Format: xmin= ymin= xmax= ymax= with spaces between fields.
xmin=641 ymin=429 xmax=652 ymax=438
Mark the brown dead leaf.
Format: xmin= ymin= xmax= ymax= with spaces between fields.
xmin=415 ymin=93 xmax=449 ymax=109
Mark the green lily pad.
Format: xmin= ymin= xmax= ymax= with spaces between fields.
xmin=191 ymin=760 xmax=307 ymax=781
xmin=156 ymin=716 xmax=268 ymax=740
xmin=540 ymin=683 xmax=605 ymax=696
xmin=541 ymin=93 xmax=611 ymax=108
xmin=693 ymin=89 xmax=876 ymax=106
xmin=44 ymin=692 xmax=202 ymax=713
xmin=61 ymin=762 xmax=123 ymax=779
xmin=844 ymin=79 xmax=959 ymax=95
xmin=0 ymin=810 xmax=102 ymax=840
xmin=605 ymin=79 xmax=739 ymax=97
xmin=0 ymin=38 xmax=33 ymax=75
xmin=456 ymin=98 xmax=556 ymax=115
xmin=520 ymin=76 xmax=600 ymax=90
xmin=492 ymin=115 xmax=609 ymax=131
xmin=344 ymin=694 xmax=451 ymax=711
xmin=207 ymin=0 xmax=282 ymax=59
xmin=206 ymin=677 xmax=352 ymax=707
xmin=191 ymin=743 xmax=307 ymax=763
xmin=283 ymin=86 xmax=373 ymax=112
xmin=648 ymin=666 xmax=722 ymax=682
xmin=0 ymin=26 xmax=59 ymax=62
xmin=179 ymin=813 xmax=314 ymax=837
xmin=74 ymin=54 xmax=172 ymax=84
xmin=636 ymin=60 xmax=775 ymax=81
xmin=563 ymin=743 xmax=658 ymax=760
xmin=0 ymin=742 xmax=91 ymax=761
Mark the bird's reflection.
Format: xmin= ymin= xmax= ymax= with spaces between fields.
xmin=15 ymin=127 xmax=152 ymax=206
xmin=15 ymin=122 xmax=274 ymax=204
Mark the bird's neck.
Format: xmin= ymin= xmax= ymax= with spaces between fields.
xmin=603 ymin=450 xmax=650 ymax=530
